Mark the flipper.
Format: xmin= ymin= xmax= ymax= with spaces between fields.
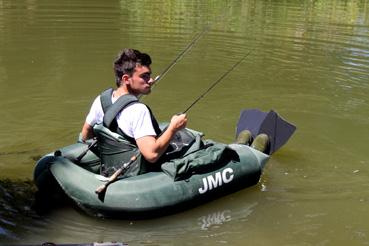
xmin=236 ymin=109 xmax=296 ymax=154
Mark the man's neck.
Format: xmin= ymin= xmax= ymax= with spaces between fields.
xmin=113 ymin=87 xmax=128 ymax=99
xmin=114 ymin=86 xmax=139 ymax=99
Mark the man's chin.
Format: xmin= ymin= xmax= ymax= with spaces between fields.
xmin=132 ymin=89 xmax=151 ymax=96
xmin=142 ymin=89 xmax=151 ymax=95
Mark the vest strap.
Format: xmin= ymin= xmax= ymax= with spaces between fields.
xmin=100 ymin=88 xmax=114 ymax=114
xmin=100 ymin=89 xmax=139 ymax=129
xmin=99 ymin=89 xmax=162 ymax=140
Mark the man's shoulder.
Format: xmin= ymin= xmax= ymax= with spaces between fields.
xmin=118 ymin=102 xmax=152 ymax=126
xmin=91 ymin=95 xmax=102 ymax=109
xmin=125 ymin=102 xmax=149 ymax=112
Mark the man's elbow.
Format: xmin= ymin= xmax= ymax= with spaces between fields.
xmin=136 ymin=137 xmax=162 ymax=163
xmin=144 ymin=152 xmax=160 ymax=163
xmin=82 ymin=122 xmax=94 ymax=141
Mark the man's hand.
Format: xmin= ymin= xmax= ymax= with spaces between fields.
xmin=168 ymin=113 xmax=187 ymax=132
xmin=136 ymin=113 xmax=187 ymax=163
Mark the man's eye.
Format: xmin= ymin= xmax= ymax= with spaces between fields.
xmin=141 ymin=74 xmax=150 ymax=80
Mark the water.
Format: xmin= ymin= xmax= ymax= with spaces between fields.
xmin=1 ymin=0 xmax=369 ymax=245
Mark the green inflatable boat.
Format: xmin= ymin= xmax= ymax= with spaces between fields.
xmin=33 ymin=109 xmax=295 ymax=219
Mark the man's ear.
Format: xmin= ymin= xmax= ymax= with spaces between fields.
xmin=122 ymin=74 xmax=130 ymax=85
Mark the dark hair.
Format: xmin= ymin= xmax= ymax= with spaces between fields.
xmin=113 ymin=48 xmax=152 ymax=87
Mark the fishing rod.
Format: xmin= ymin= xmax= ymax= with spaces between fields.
xmin=149 ymin=2 xmax=234 ymax=88
xmin=141 ymin=4 xmax=235 ymax=98
xmin=95 ymin=51 xmax=252 ymax=195
xmin=95 ymin=155 xmax=137 ymax=195
xmin=154 ymin=25 xmax=211 ymax=84
xmin=139 ymin=24 xmax=211 ymax=100
xmin=183 ymin=50 xmax=253 ymax=114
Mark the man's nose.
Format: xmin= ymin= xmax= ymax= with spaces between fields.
xmin=148 ymin=77 xmax=155 ymax=84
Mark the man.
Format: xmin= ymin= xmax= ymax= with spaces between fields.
xmin=81 ymin=48 xmax=187 ymax=176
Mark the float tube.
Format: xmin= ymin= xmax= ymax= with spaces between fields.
xmin=33 ymin=109 xmax=295 ymax=219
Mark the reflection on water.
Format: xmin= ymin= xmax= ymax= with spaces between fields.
xmin=198 ymin=210 xmax=232 ymax=230
xmin=1 ymin=0 xmax=369 ymax=245
xmin=197 ymin=202 xmax=257 ymax=231
xmin=0 ymin=178 xmax=261 ymax=244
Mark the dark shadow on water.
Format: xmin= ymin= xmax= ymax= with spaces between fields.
xmin=0 ymin=179 xmax=71 ymax=243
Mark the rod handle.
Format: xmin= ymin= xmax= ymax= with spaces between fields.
xmin=95 ymin=155 xmax=137 ymax=194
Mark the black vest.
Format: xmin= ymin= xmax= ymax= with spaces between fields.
xmin=94 ymin=88 xmax=162 ymax=177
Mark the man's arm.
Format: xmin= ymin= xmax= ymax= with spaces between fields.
xmin=81 ymin=95 xmax=103 ymax=142
xmin=81 ymin=122 xmax=94 ymax=142
xmin=136 ymin=114 xmax=187 ymax=163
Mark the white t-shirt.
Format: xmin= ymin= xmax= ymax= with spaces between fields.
xmin=85 ymin=95 xmax=157 ymax=139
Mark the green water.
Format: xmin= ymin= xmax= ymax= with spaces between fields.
xmin=1 ymin=0 xmax=368 ymax=245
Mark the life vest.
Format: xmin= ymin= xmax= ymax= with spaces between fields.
xmin=93 ymin=88 xmax=162 ymax=177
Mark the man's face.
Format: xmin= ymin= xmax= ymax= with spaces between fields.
xmin=127 ymin=65 xmax=153 ymax=95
